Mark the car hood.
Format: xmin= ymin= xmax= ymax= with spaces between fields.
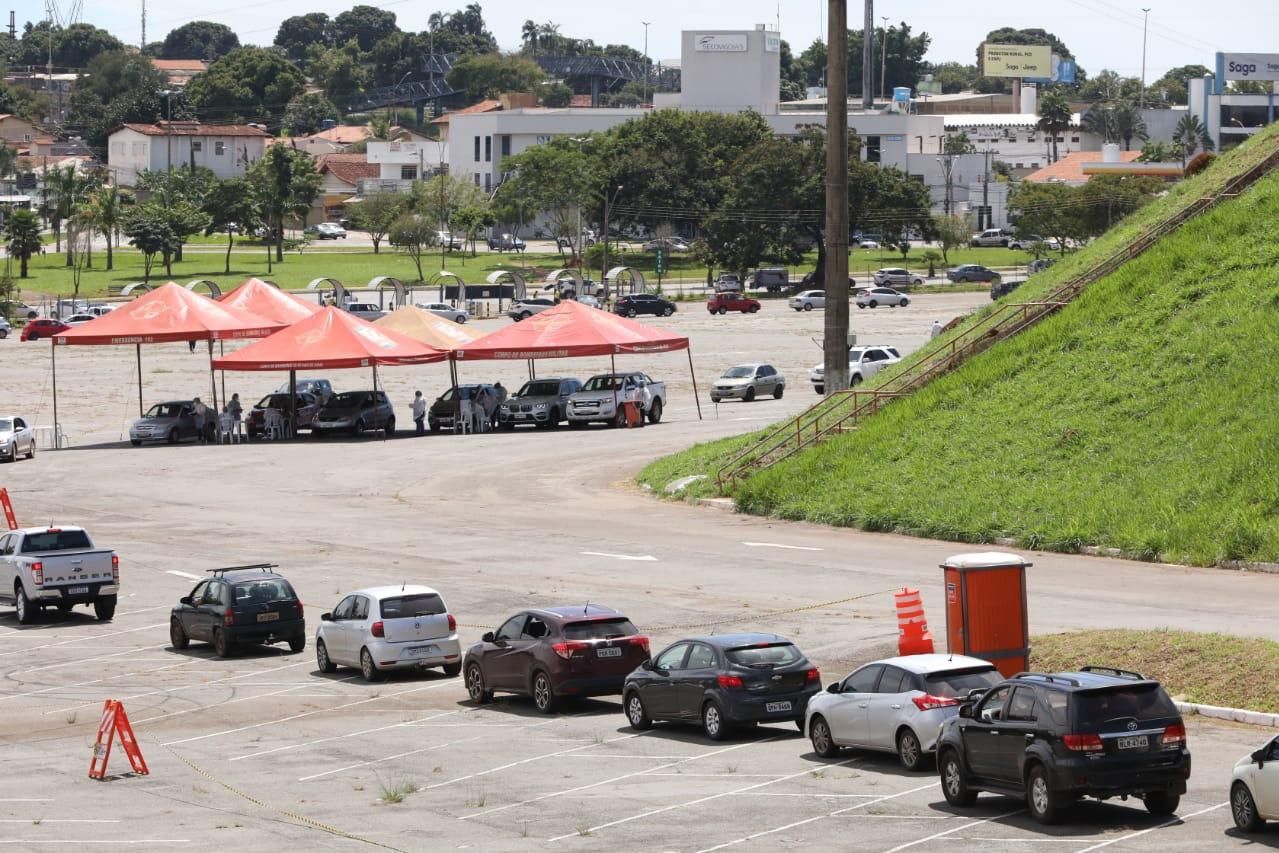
xmin=716 ymin=377 xmax=751 ymax=386
xmin=131 ymin=416 xmax=178 ymax=428
xmin=505 ymin=394 xmax=559 ymax=405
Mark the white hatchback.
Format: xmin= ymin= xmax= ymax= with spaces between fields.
xmin=1232 ymin=734 xmax=1279 ymax=831
xmin=789 ymin=290 xmax=826 ymax=311
xmin=316 ymin=585 xmax=462 ymax=682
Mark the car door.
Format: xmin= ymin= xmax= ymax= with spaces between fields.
xmin=180 ymin=581 xmax=209 ymax=640
xmin=828 ymin=664 xmax=883 ymax=746
xmin=987 ymin=686 xmax=1039 ymax=783
xmin=347 ymin=595 xmax=372 ymax=660
xmin=674 ymin=643 xmax=720 ymax=720
xmin=500 ymin=614 xmax=549 ymax=691
xmin=194 ymin=580 xmax=226 ymax=642
xmin=642 ymin=642 xmax=691 ymax=718
xmin=1254 ymin=737 xmax=1279 ymax=817
xmin=962 ymin=684 xmax=1013 ymax=778
xmin=864 ymin=665 xmax=912 ymax=750
xmin=12 ymin=418 xmax=31 ymax=453
xmin=324 ymin=596 xmax=358 ymax=665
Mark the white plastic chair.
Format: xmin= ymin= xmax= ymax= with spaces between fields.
xmin=217 ymin=413 xmax=235 ymax=444
xmin=264 ymin=409 xmax=284 ymax=441
xmin=456 ymin=399 xmax=473 ymax=435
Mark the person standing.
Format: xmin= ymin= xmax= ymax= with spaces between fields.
xmin=228 ymin=393 xmax=243 ymax=442
xmin=192 ymin=397 xmax=208 ymax=444
xmin=493 ymin=382 xmax=507 ymax=406
xmin=412 ymin=390 xmax=427 ymax=436
xmin=930 ymin=319 xmax=943 ymax=339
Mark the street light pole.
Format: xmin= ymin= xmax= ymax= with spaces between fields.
xmin=880 ymin=16 xmax=889 ymax=102
xmin=937 ymin=155 xmax=954 ymax=216
xmin=824 ymin=0 xmax=851 ymax=395
xmin=1140 ymin=7 xmax=1151 ymax=110
xmin=602 ymin=184 xmax=623 ymax=290
xmin=642 ymin=22 xmax=651 ymax=106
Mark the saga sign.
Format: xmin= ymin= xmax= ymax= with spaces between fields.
xmin=1222 ymin=52 xmax=1279 ymax=81
xmin=695 ymin=34 xmax=748 ymax=53
xmin=982 ymin=43 xmax=1052 ymax=79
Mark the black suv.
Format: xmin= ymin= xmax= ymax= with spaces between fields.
xmin=170 ymin=564 xmax=306 ymax=658
xmin=936 ymin=667 xmax=1190 ymax=824
xmin=614 ymin=294 xmax=675 ymax=318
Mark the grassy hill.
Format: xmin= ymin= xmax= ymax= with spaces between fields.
xmin=642 ymin=127 xmax=1279 ymax=566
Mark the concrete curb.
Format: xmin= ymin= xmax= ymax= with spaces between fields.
xmin=1176 ymin=701 xmax=1279 ymax=728
xmin=691 ymin=497 xmax=736 ymax=512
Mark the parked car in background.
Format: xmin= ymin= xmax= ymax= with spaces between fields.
xmin=1231 ymin=734 xmax=1279 ymax=831
xmin=806 ymin=655 xmax=1001 ymax=770
xmin=749 ymin=268 xmax=790 ymax=292
xmin=0 ymin=415 xmax=37 ymax=462
xmin=623 ymin=634 xmax=820 ymax=740
xmin=711 ymin=364 xmax=785 ymax=403
xmin=62 ymin=313 xmax=98 ymax=326
xmin=1028 ymin=258 xmax=1055 ymax=275
xmin=508 ymin=298 xmax=556 ymax=321
xmin=275 ymin=378 xmax=334 ymax=406
xmin=85 ymin=304 xmax=116 ymax=317
xmin=1 ymin=300 xmax=37 ymax=320
xmin=1007 ymin=234 xmax=1044 ymax=251
xmin=428 ymin=384 xmax=498 ymax=432
xmin=575 ymin=294 xmax=601 ymax=309
xmin=487 ymin=233 xmax=526 ymax=252
xmin=970 ymin=228 xmax=1011 ymax=247
xmin=311 ymin=390 xmax=395 ymax=436
xmin=855 ymin=287 xmax=910 ymax=308
xmin=245 ymin=392 xmax=321 ymax=437
xmin=499 ymin=377 xmax=582 ymax=429
xmin=0 ymin=526 xmax=119 ymax=623
xmin=947 ymin=265 xmax=1000 ymax=283
xmin=810 ymin=345 xmax=902 ymax=394
xmin=874 ymin=268 xmax=924 ymax=286
xmin=129 ymin=400 xmax=200 ymax=445
xmin=21 ymin=318 xmax=69 ymax=341
xmin=643 ymin=236 xmax=691 ymax=253
xmin=416 ymin=302 xmax=469 ymax=323
xmin=343 ymin=302 xmax=386 ymax=321
xmin=856 ymin=238 xmax=881 ymax=249
xmin=305 ymin=222 xmax=346 ymax=239
xmin=712 ymin=273 xmax=742 ymax=292
xmin=707 ymin=292 xmax=761 ymax=315
xmin=615 ymin=294 xmax=676 ymax=318
xmin=937 ymin=667 xmax=1190 ymax=824
xmin=436 ymin=231 xmax=464 ymax=251
xmin=567 ymin=372 xmax=666 ymax=426
xmin=463 ymin=604 xmax=650 ymax=713
xmin=0 ymin=316 xmax=10 ymax=339
xmin=169 ymin=565 xmax=306 ymax=658
xmin=991 ymin=279 xmax=1025 ymax=300
xmin=789 ymin=290 xmax=826 ymax=311
xmin=316 ymin=585 xmax=461 ymax=681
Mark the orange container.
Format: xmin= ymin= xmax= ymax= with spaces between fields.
xmin=941 ymin=553 xmax=1032 ymax=678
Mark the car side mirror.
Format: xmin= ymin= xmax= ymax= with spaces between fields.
xmin=179 ymin=595 xmax=193 ymax=605
xmin=958 ymin=704 xmax=974 ymax=719
xmin=640 ymin=659 xmax=654 ymax=671
xmin=481 ymin=631 xmax=495 ymax=643
xmin=1252 ymin=748 xmax=1267 ymax=767
xmin=320 ymin=612 xmax=332 ymax=622
xmin=826 ymin=682 xmax=841 ymax=694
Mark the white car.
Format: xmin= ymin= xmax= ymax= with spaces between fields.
xmin=874 ymin=268 xmax=924 ymax=286
xmin=315 ymin=585 xmax=462 ymax=682
xmin=805 ymin=654 xmax=1001 ymax=770
xmin=1232 ymin=734 xmax=1279 ymax=831
xmin=63 ymin=313 xmax=98 ymax=326
xmin=857 ymin=239 xmax=880 ymax=249
xmin=789 ymin=290 xmax=826 ymax=312
xmin=855 ymin=287 xmax=910 ymax=309
xmin=810 ymin=345 xmax=902 ymax=393
xmin=0 ymin=415 xmax=36 ymax=462
xmin=575 ymin=295 xmax=602 ymax=309
xmin=0 ymin=316 xmax=10 ymax=339
xmin=343 ymin=302 xmax=386 ymax=322
xmin=417 ymin=302 xmax=469 ymax=323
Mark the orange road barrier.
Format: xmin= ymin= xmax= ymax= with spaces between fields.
xmin=0 ymin=488 xmax=16 ymax=530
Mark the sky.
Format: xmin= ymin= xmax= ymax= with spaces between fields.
xmin=18 ymin=0 xmax=1279 ymax=81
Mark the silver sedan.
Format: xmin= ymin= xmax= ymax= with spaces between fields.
xmin=711 ymin=364 xmax=785 ymax=403
xmin=0 ymin=415 xmax=36 ymax=461
xmin=416 ymin=302 xmax=469 ymax=323
xmin=856 ymin=287 xmax=910 ymax=308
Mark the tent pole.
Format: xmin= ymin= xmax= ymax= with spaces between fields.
xmin=219 ymin=341 xmax=226 ymax=408
xmin=531 ymin=359 xmax=536 ymax=380
xmin=136 ymin=344 xmax=143 ymax=417
xmin=289 ymin=369 xmax=297 ymax=441
xmin=374 ymin=364 xmax=385 ymax=441
xmin=208 ymin=339 xmax=219 ymax=418
xmin=610 ymin=351 xmax=617 ymax=421
xmin=449 ymin=357 xmax=458 ymax=388
xmin=50 ymin=340 xmax=59 ymax=449
xmin=687 ymin=347 xmax=703 ymax=421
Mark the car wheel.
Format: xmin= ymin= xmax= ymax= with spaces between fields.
xmin=316 ymin=639 xmax=336 ymax=673
xmin=850 ymin=374 xmax=863 ymax=386
xmin=939 ymin=750 xmax=976 ymax=806
xmin=626 ymin=309 xmax=638 ymax=318
xmin=897 ymin=729 xmax=924 ymax=771
xmin=360 ymin=648 xmax=383 ymax=682
xmin=662 ymin=306 xmax=674 ymax=317
xmin=749 ymin=305 xmax=760 ymax=313
xmin=717 ymin=306 xmax=728 ymax=315
xmin=959 ymin=276 xmax=970 ymax=283
xmin=1026 ymin=764 xmax=1062 ymax=825
xmin=466 ymin=662 xmax=493 ymax=703
xmin=743 ymin=387 xmax=756 ymax=403
xmin=288 ymin=636 xmax=306 ymax=653
xmin=647 ymin=398 xmax=663 ymax=424
xmin=1144 ymin=791 xmax=1180 ymax=817
xmin=899 ymin=298 xmax=909 ymax=307
xmin=455 ymin=316 xmax=466 ymax=324
xmin=809 ymin=715 xmax=839 ymax=758
xmin=1232 ymin=782 xmax=1264 ymax=831
xmin=702 ymin=701 xmax=729 ymax=741
xmin=803 ymin=303 xmax=813 ymax=311
xmin=531 ymin=670 xmax=557 ymax=714
xmin=913 ymin=278 xmax=923 ymax=285
xmin=384 ymin=416 xmax=395 ymax=436
xmin=856 ymin=304 xmax=866 ymax=309
xmin=130 ymin=439 xmax=142 ymax=446
xmin=519 ymin=311 xmax=531 ymax=320
xmin=813 ymin=385 xmax=824 ymax=395
xmin=442 ymin=661 xmax=461 ymax=677
xmin=26 ymin=441 xmax=34 ymax=459
xmin=429 ymin=421 xmax=440 ymax=433
xmin=213 ymin=628 xmax=233 ymax=658
xmin=625 ymin=691 xmax=652 ymax=731
xmin=14 ymin=583 xmax=33 ymax=624
xmin=568 ymin=420 xmax=586 ymax=429
xmin=27 ymin=332 xmax=38 ymax=341
xmin=350 ymin=418 xmax=365 ymax=437
xmin=773 ymin=385 xmax=784 ymax=399
xmin=167 ymin=428 xmax=178 ymax=444
xmin=170 ymin=618 xmax=190 ymax=650
xmin=56 ymin=601 xmax=72 ymax=614
xmin=93 ymin=597 xmax=115 ymax=621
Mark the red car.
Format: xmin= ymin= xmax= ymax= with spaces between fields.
xmin=708 ymin=292 xmax=761 ymax=315
xmin=20 ymin=319 xmax=70 ymax=342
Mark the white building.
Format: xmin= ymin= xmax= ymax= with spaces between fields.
xmin=1188 ymin=53 xmax=1279 ymax=154
xmin=106 ymin=122 xmax=271 ymax=187
xmin=679 ymin=27 xmax=781 ymax=114
xmin=364 ymin=139 xmax=449 ymax=195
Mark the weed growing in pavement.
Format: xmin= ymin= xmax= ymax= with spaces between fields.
xmin=466 ymin=782 xmax=487 ymax=808
xmin=32 ymin=818 xmax=41 ymax=826
xmin=576 ymin=822 xmax=592 ymax=837
xmin=376 ymin=774 xmax=418 ymax=804
xmin=725 ymin=763 xmax=738 ymax=774
xmin=591 ymin=731 xmax=605 ymax=745
xmin=64 ymin=711 xmax=76 ymax=725
xmin=811 ymin=769 xmax=827 ymax=779
xmin=432 ymin=766 xmax=443 ymax=774
xmin=520 ymin=821 xmax=529 ymax=838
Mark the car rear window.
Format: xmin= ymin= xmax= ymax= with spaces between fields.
xmin=727 ymin=643 xmax=802 ymax=668
xmin=380 ymin=593 xmax=446 ymax=619
xmin=233 ymin=578 xmax=296 ymax=604
xmin=924 ymin=667 xmax=1002 ymax=698
xmin=563 ymin=618 xmax=638 ymax=640
xmin=1072 ymin=685 xmax=1179 ymax=729
xmin=21 ymin=529 xmax=92 ymax=552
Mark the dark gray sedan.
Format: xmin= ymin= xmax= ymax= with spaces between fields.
xmin=129 ymin=401 xmax=201 ymax=446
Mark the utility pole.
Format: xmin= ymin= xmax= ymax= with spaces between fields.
xmin=140 ymin=0 xmax=145 ymax=48
xmin=824 ymin=0 xmax=851 ymax=395
xmin=642 ymin=22 xmax=651 ymax=106
xmin=861 ymin=0 xmax=873 ymax=111
xmin=880 ymin=16 xmax=889 ymax=102
xmin=1139 ymin=7 xmax=1151 ymax=110
xmin=602 ymin=184 xmax=623 ymax=289
xmin=981 ymin=148 xmax=991 ymax=230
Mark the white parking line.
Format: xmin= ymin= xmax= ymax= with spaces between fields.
xmin=0 ymin=623 xmax=167 ymax=659
xmin=296 ymin=734 xmax=488 ymax=782
xmin=165 ymin=570 xmax=201 ymax=580
xmin=46 ymin=659 xmax=312 ymax=715
xmin=427 ymin=732 xmax=642 ymax=791
xmin=881 ymin=809 xmax=1023 ymax=852
xmin=0 ymin=820 xmax=119 ymax=824
xmin=231 ymin=710 xmax=460 ymax=761
xmin=11 ymin=643 xmax=172 ymax=676
xmin=20 ymin=662 xmax=196 ymax=709
xmin=0 ymin=799 xmax=53 ymax=803
xmin=0 ymin=841 xmax=191 ymax=846
xmin=739 ymin=792 xmax=883 ymax=798
xmin=133 ymin=682 xmax=315 ymax=726
xmin=1072 ymin=801 xmax=1228 ymax=852
xmin=742 ymin=542 xmax=825 ymax=551
xmin=580 ymin=551 xmax=657 ymax=561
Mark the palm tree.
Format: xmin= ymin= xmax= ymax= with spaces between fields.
xmin=87 ymin=184 xmax=125 ymax=271
xmin=4 ymin=209 xmax=43 ymax=278
xmin=1172 ymin=114 xmax=1215 ymax=166
xmin=539 ymin=21 xmax=561 ymax=55
xmin=522 ymin=19 xmax=538 ymax=57
xmin=0 ymin=143 xmax=16 ymax=186
xmin=1081 ymin=105 xmax=1117 ymax=144
xmin=1112 ymin=100 xmax=1148 ymax=151
xmin=1037 ymin=87 xmax=1073 ymax=164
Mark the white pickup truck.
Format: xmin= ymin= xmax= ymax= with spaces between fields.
xmin=0 ymin=526 xmax=119 ymax=623
xmin=567 ymin=372 xmax=666 ymax=427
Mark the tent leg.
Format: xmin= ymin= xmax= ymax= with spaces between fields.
xmin=219 ymin=341 xmax=226 ymax=409
xmin=50 ymin=340 xmax=59 ymax=449
xmin=374 ymin=364 xmax=385 ymax=441
xmin=449 ymin=358 xmax=458 ymax=389
xmin=289 ymin=370 xmax=297 ymax=441
xmin=136 ymin=344 xmax=143 ymax=417
xmin=687 ymin=347 xmax=703 ymax=421
xmin=207 ymin=340 xmax=219 ymax=418
xmin=610 ymin=351 xmax=617 ymax=420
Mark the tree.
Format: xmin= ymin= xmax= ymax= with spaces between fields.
xmin=1009 ymin=182 xmax=1086 ymax=253
xmin=447 ymin=53 xmax=544 ymax=99
xmin=846 ymin=22 xmax=931 ymax=96
xmin=345 ymin=192 xmax=405 ymax=254
xmin=3 ymin=209 xmax=42 ymax=278
xmin=1078 ymin=69 xmax=1142 ymax=103
xmin=1137 ymin=140 xmax=1177 ymax=162
xmin=1148 ymin=64 xmax=1211 ymax=106
xmin=541 ymin=81 xmax=573 ymax=107
xmin=333 ymin=5 xmax=398 ymax=52
xmin=408 ymin=173 xmax=487 ymax=232
xmin=492 ymin=142 xmax=592 ymax=255
xmin=121 ymin=204 xmax=178 ymax=283
xmin=1037 ymin=87 xmax=1073 ymax=163
xmin=920 ymin=248 xmax=942 ymax=277
xmin=389 ymin=213 xmax=437 ymax=280
xmin=977 ymin=27 xmax=1083 ymax=92
xmin=943 ymin=132 xmax=978 ymax=155
xmin=186 ymin=47 xmax=306 ymax=122
xmin=135 ymin=166 xmax=215 ymax=261
xmin=283 ymin=93 xmax=340 ymax=136
xmin=929 ymin=61 xmax=978 ymax=94
xmin=204 ymin=178 xmax=262 ymax=274
xmin=0 ymin=143 xmax=15 ymax=183
xmin=521 ymin=19 xmax=539 ymax=57
xmin=873 ymin=167 xmax=934 ymax=260
xmin=85 ymin=184 xmax=128 ymax=271
xmin=275 ymin=13 xmax=332 ymax=62
xmin=931 ymin=214 xmax=972 ymax=265
xmin=42 ymin=165 xmax=95 ymax=262
xmin=160 ymin=21 xmax=239 ymax=59
xmin=248 ymin=145 xmax=322 ymax=261
xmin=432 ymin=4 xmax=499 ymax=56
xmin=308 ymin=44 xmax=369 ymax=107
xmin=15 ymin=22 xmax=122 ymax=68
xmin=1077 ymin=175 xmax=1161 ymax=237
xmin=451 ymin=205 xmax=495 ymax=256
xmin=1172 ymin=114 xmax=1214 ymax=165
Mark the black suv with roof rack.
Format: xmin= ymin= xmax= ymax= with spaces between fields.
xmin=170 ymin=564 xmax=306 ymax=658
xmin=935 ymin=666 xmax=1190 ymax=824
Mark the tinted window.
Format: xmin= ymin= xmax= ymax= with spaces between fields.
xmin=1043 ymin=689 xmax=1070 ymax=726
xmin=20 ymin=529 xmax=92 ymax=552
xmin=727 ymin=643 xmax=802 ymax=668
xmin=923 ymin=667 xmax=1002 ymax=698
xmin=977 ymin=685 xmax=1012 ymax=722
xmin=655 ymin=643 xmax=690 ymax=671
xmin=563 ymin=618 xmax=638 ymax=640
xmin=686 ymin=644 xmax=718 ymax=669
xmin=845 ymin=664 xmax=883 ymax=692
xmin=201 ymin=582 xmax=225 ymax=606
xmin=522 ymin=616 xmax=549 ymax=640
xmin=351 ymin=596 xmax=370 ymax=620
xmin=1072 ymin=685 xmax=1179 ymax=729
xmin=494 ymin=614 xmax=525 ymax=641
xmin=232 ymin=578 xmax=296 ymax=604
xmin=327 ymin=392 xmax=369 ymax=407
xmin=517 ymin=380 xmax=563 ymax=397
xmin=877 ymin=667 xmax=908 ymax=694
xmin=333 ymin=595 xmax=356 ymax=620
xmin=583 ymin=376 xmax=624 ymax=392
xmin=0 ymin=535 xmax=11 ymax=556
xmin=1006 ymin=687 xmax=1038 ymax=722
xmin=724 ymin=366 xmax=755 ymax=378
xmin=380 ymin=593 xmax=445 ymax=619
xmin=145 ymin=403 xmax=186 ymax=418
xmin=0 ymin=419 xmax=11 ymax=431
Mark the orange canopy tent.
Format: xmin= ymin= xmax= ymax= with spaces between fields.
xmin=373 ymin=305 xmax=483 ymax=386
xmin=217 ymin=278 xmax=320 ymax=326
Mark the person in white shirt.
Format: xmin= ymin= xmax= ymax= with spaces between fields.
xmin=411 ymin=391 xmax=428 ymax=435
xmin=930 ymin=319 xmax=943 ymax=339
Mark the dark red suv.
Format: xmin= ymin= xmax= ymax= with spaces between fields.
xmin=708 ymin=292 xmax=761 ymax=315
xmin=462 ymin=605 xmax=650 ymax=712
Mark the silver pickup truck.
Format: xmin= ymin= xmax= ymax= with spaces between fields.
xmin=566 ymin=372 xmax=666 ymax=427
xmin=0 ymin=526 xmax=119 ymax=623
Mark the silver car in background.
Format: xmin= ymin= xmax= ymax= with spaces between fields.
xmin=711 ymin=364 xmax=785 ymax=403
xmin=0 ymin=415 xmax=36 ymax=461
xmin=315 ymin=584 xmax=462 ymax=682
xmin=805 ymin=654 xmax=1001 ymax=770
xmin=416 ymin=302 xmax=469 ymax=323
xmin=789 ymin=290 xmax=826 ymax=311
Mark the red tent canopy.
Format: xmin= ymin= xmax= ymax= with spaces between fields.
xmin=54 ymin=282 xmax=283 ymax=345
xmin=212 ymin=306 xmax=447 ymax=371
xmin=455 ymin=300 xmax=689 ymax=361
xmin=217 ymin=278 xmax=319 ymax=326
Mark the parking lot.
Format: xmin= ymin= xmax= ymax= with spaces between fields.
xmin=1 ymin=292 xmax=1276 ymax=850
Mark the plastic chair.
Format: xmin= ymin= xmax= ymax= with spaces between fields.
xmin=456 ymin=400 xmax=473 ymax=435
xmin=217 ymin=413 xmax=235 ymax=444
xmin=264 ymin=409 xmax=284 ymax=441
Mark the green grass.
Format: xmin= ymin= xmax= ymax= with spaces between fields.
xmin=641 ymin=125 xmax=1279 ymax=566
xmin=1032 ymin=630 xmax=1279 ymax=713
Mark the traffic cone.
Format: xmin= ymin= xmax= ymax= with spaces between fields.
xmin=895 ymin=587 xmax=935 ymax=655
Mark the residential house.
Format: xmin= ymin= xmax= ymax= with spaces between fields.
xmin=107 ymin=121 xmax=271 ymax=186
xmin=0 ymin=114 xmax=44 ymax=150
xmin=365 ymin=139 xmax=447 ymax=196
xmin=313 ymin=153 xmax=379 ymax=224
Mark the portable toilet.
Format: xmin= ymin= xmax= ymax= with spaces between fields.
xmin=941 ymin=553 xmax=1032 ymax=677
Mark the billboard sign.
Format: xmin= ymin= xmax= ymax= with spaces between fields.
xmin=695 ymin=34 xmax=749 ymax=53
xmin=1024 ymin=54 xmax=1077 ymax=84
xmin=982 ymin=43 xmax=1052 ymax=78
xmin=1222 ymin=53 xmax=1279 ymax=81
xmin=765 ymin=35 xmax=781 ymax=53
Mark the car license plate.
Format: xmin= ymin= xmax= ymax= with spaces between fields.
xmin=1117 ymin=735 xmax=1149 ymax=750
xmin=597 ymin=647 xmax=622 ymax=658
xmin=765 ymin=701 xmax=793 ymax=713
xmin=514 ymin=413 xmax=528 ymax=419
xmin=409 ymin=645 xmax=438 ymax=657
xmin=257 ymin=612 xmax=280 ymax=623
xmin=68 ymin=586 xmax=89 ymax=595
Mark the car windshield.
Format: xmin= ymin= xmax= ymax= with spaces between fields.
xmin=563 ymin=618 xmax=639 ymax=640
xmin=923 ymin=667 xmax=1002 ymax=698
xmin=518 ymin=380 xmax=562 ymax=397
xmin=380 ymin=593 xmax=445 ymax=618
xmin=20 ymin=529 xmax=92 ymax=553
xmin=723 ymin=366 xmax=755 ymax=378
xmin=0 ymin=419 xmax=11 ymax=431
xmin=144 ymin=403 xmax=185 ymax=418
xmin=1073 ymin=685 xmax=1179 ymax=728
xmin=726 ymin=642 xmax=802 ymax=668
xmin=233 ymin=578 xmax=296 ymax=604
xmin=326 ymin=392 xmax=367 ymax=407
xmin=583 ymin=376 xmax=625 ymax=391
xmin=256 ymin=394 xmax=295 ymax=409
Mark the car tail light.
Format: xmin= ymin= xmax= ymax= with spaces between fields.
xmin=31 ymin=561 xmax=43 ymax=586
xmin=717 ymin=674 xmax=744 ymax=689
xmin=629 ymin=636 xmax=650 ymax=654
xmin=371 ymin=621 xmax=384 ymax=638
xmin=912 ymin=694 xmax=959 ymax=712
xmin=111 ymin=554 xmax=119 ymax=583
xmin=1063 ymin=733 xmax=1105 ymax=752
xmin=223 ymin=609 xmax=235 ymax=627
xmin=45 ymin=528 xmax=61 ymax=534
xmin=1161 ymin=723 xmax=1186 ymax=748
xmin=552 ymin=641 xmax=589 ymax=659
xmin=806 ymin=668 xmax=821 ymax=683
xmin=447 ymin=613 xmax=457 ymax=632
xmin=296 ymin=599 xmax=304 ymax=617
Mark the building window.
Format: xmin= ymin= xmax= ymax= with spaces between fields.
xmin=215 ymin=141 xmax=225 ymax=155
xmin=23 ymin=133 xmax=31 ymax=142
xmin=1015 ymin=163 xmax=1024 ymax=169
xmin=473 ymin=173 xmax=480 ymax=186
xmin=1071 ymin=136 xmax=1080 ymax=143
xmin=536 ymin=135 xmax=554 ymax=145
xmin=132 ymin=141 xmax=146 ymax=156
xmin=192 ymin=140 xmax=203 ymax=152
xmin=474 ymin=136 xmax=481 ymax=161
xmin=865 ymin=135 xmax=881 ymax=164
xmin=484 ymin=136 xmax=492 ymax=162
xmin=500 ymin=135 xmax=511 ymax=157
xmin=484 ymin=173 xmax=491 ymax=192
xmin=401 ymin=165 xmax=417 ymax=180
